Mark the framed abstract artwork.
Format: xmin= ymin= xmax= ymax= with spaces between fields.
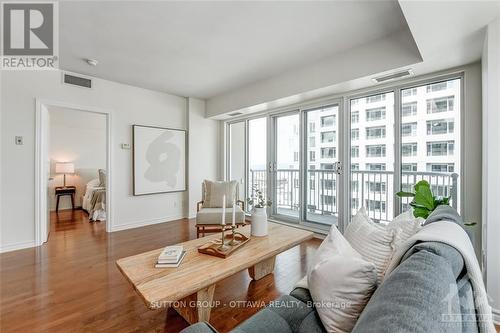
xmin=133 ymin=125 xmax=187 ymax=195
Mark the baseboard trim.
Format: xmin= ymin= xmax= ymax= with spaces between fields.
xmin=110 ymin=214 xmax=186 ymax=232
xmin=492 ymin=307 xmax=500 ymax=325
xmin=0 ymin=240 xmax=36 ymax=253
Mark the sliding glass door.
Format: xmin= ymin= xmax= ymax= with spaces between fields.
xmin=226 ymin=74 xmax=463 ymax=232
xmin=270 ymin=112 xmax=300 ymax=222
xmin=304 ymin=105 xmax=340 ymax=226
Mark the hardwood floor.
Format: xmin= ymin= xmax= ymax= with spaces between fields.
xmin=2 ymin=210 xmax=499 ymax=332
xmin=0 ymin=210 xmax=321 ymax=333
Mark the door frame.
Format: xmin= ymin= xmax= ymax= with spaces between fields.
xmin=265 ymin=98 xmax=345 ymax=232
xmin=268 ymin=109 xmax=301 ymax=224
xmin=35 ymin=99 xmax=113 ymax=246
xmin=300 ymin=100 xmax=345 ymax=232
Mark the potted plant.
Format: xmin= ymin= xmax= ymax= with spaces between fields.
xmin=247 ymin=185 xmax=272 ymax=236
xmin=396 ymin=180 xmax=450 ymax=218
xmin=396 ymin=180 xmax=477 ymax=246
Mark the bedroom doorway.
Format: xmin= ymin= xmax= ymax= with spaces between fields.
xmin=35 ymin=100 xmax=112 ymax=246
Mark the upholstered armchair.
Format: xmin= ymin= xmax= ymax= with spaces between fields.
xmin=196 ymin=180 xmax=246 ymax=238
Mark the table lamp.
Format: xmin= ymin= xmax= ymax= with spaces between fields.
xmin=55 ymin=162 xmax=74 ymax=187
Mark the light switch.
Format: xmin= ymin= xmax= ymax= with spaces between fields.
xmin=15 ymin=136 xmax=23 ymax=145
xmin=121 ymin=143 xmax=131 ymax=149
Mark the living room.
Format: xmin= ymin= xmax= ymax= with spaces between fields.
xmin=1 ymin=1 xmax=499 ymax=332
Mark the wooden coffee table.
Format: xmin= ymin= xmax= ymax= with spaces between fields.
xmin=116 ymin=222 xmax=313 ymax=324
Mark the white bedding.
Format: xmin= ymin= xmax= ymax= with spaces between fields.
xmin=82 ymin=178 xmax=106 ymax=221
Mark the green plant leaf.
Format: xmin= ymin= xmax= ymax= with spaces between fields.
xmin=413 ymin=181 xmax=435 ymax=211
xmin=414 ymin=180 xmax=429 ymax=193
xmin=396 ymin=191 xmax=415 ymax=198
xmin=409 ymin=202 xmax=425 ymax=209
xmin=413 ymin=206 xmax=431 ymax=219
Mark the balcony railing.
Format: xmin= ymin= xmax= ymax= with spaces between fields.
xmin=249 ymin=169 xmax=458 ymax=224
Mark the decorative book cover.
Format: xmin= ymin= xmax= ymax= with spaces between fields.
xmin=155 ymin=251 xmax=186 ymax=268
xmin=158 ymin=245 xmax=183 ymax=260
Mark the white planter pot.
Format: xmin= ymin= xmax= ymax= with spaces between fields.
xmin=251 ymin=207 xmax=268 ymax=237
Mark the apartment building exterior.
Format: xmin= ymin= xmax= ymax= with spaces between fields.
xmin=304 ymin=78 xmax=460 ymax=223
xmin=247 ymin=78 xmax=460 ymax=225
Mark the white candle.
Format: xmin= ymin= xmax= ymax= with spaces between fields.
xmin=221 ymin=195 xmax=226 ymax=225
xmin=232 ymin=199 xmax=236 ymax=227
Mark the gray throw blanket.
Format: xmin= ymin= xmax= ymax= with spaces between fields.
xmin=380 ymin=206 xmax=495 ymax=333
xmin=425 ymin=205 xmax=465 ymax=227
xmin=353 ymin=241 xmax=478 ymax=333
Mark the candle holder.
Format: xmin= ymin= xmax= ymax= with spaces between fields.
xmin=198 ymin=227 xmax=250 ymax=258
xmin=217 ymin=227 xmax=230 ymax=251
xmin=228 ymin=225 xmax=240 ymax=246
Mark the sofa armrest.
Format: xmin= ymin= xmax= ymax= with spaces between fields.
xmin=352 ymin=242 xmax=465 ymax=333
xmin=180 ymin=322 xmax=218 ymax=333
xmin=197 ymin=201 xmax=204 ymax=212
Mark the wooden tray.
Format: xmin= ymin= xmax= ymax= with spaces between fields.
xmin=198 ymin=232 xmax=250 ymax=258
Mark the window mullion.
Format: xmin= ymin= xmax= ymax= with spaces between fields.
xmin=393 ymin=88 xmax=402 ymax=218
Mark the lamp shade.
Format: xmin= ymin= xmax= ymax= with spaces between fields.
xmin=55 ymin=162 xmax=74 ymax=174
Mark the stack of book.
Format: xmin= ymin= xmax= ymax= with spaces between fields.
xmin=155 ymin=245 xmax=186 ymax=268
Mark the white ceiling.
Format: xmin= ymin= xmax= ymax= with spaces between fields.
xmin=398 ymin=0 xmax=500 ymax=74
xmin=59 ymin=1 xmax=409 ymax=98
xmin=207 ymin=0 xmax=500 ymax=117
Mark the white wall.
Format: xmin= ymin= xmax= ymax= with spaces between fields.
xmin=228 ymin=122 xmax=246 ymax=200
xmin=187 ymin=98 xmax=220 ymax=218
xmin=482 ymin=17 xmax=500 ymax=323
xmin=462 ymin=63 xmax=485 ymax=260
xmin=0 ymin=70 xmax=189 ymax=251
xmin=48 ymin=107 xmax=106 ymax=211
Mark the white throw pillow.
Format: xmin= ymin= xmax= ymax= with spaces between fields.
xmin=388 ymin=209 xmax=423 ymax=249
xmin=202 ymin=180 xmax=238 ymax=208
xmin=344 ymin=207 xmax=396 ymax=283
xmin=308 ymin=225 xmax=377 ymax=333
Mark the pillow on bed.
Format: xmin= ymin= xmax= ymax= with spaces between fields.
xmin=87 ymin=178 xmax=100 ymax=187
xmin=98 ymin=169 xmax=106 ymax=187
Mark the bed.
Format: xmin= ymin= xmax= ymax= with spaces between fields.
xmin=82 ymin=178 xmax=106 ymax=221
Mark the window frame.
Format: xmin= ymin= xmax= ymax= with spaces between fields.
xmin=346 ymin=72 xmax=464 ymax=221
xmin=224 ymin=71 xmax=464 ymax=234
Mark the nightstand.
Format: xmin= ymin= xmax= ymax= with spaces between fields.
xmin=55 ymin=186 xmax=76 ymax=212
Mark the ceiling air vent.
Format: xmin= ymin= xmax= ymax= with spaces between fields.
xmin=228 ymin=112 xmax=243 ymax=117
xmin=63 ymin=73 xmax=92 ymax=88
xmin=373 ymin=69 xmax=413 ymax=83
